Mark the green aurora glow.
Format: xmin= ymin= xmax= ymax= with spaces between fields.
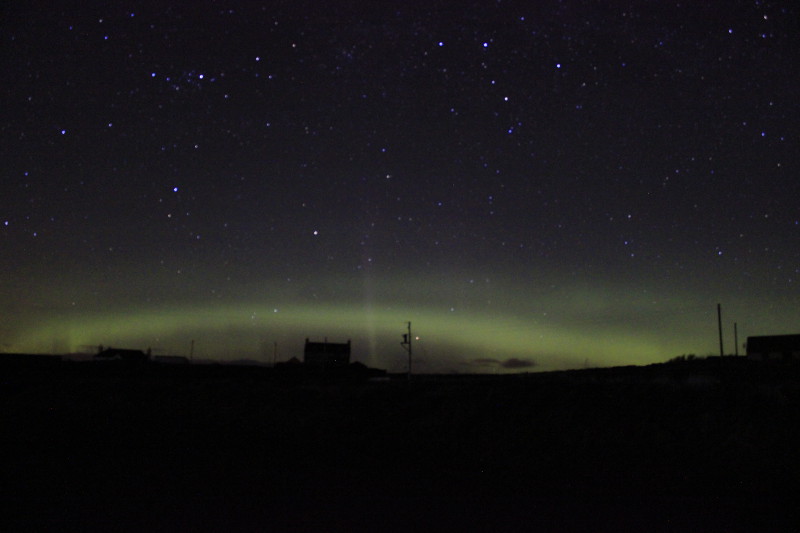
xmin=6 ymin=270 xmax=793 ymax=372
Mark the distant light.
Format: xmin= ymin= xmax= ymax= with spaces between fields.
xmin=438 ymin=41 xmax=444 ymax=47
xmin=556 ymin=63 xmax=561 ymax=69
xmin=482 ymin=42 xmax=489 ymax=48
xmin=60 ymin=129 xmax=66 ymax=135
xmin=173 ymin=187 xmax=178 ymax=192
xmin=313 ymin=230 xmax=318 ymax=235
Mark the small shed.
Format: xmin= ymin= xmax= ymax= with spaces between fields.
xmin=303 ymin=338 xmax=351 ymax=370
xmin=746 ymin=335 xmax=800 ymax=361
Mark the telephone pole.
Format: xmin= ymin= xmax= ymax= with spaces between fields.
xmin=717 ymin=303 xmax=724 ymax=357
xmin=401 ymin=321 xmax=412 ymax=380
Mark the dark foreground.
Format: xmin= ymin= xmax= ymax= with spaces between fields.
xmin=3 ymin=356 xmax=800 ymax=532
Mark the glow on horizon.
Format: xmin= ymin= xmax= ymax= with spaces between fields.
xmin=6 ymin=266 xmax=790 ymax=372
xmin=8 ymin=297 xmax=716 ymax=373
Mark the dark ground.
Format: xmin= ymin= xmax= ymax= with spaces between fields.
xmin=3 ymin=355 xmax=799 ymax=532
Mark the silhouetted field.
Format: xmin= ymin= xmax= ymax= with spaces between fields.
xmin=3 ymin=355 xmax=799 ymax=532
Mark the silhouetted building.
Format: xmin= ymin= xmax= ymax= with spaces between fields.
xmin=94 ymin=347 xmax=150 ymax=363
xmin=746 ymin=335 xmax=800 ymax=361
xmin=303 ymin=338 xmax=351 ymax=370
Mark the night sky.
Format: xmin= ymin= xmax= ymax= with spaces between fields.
xmin=2 ymin=1 xmax=798 ymax=372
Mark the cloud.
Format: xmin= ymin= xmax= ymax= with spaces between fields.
xmin=500 ymin=358 xmax=536 ymax=369
xmin=468 ymin=357 xmax=536 ymax=370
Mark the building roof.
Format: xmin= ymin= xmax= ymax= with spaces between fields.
xmin=747 ymin=334 xmax=800 ymax=352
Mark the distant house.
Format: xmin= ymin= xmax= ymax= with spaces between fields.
xmin=94 ymin=347 xmax=150 ymax=363
xmin=303 ymin=338 xmax=351 ymax=370
xmin=746 ymin=335 xmax=800 ymax=361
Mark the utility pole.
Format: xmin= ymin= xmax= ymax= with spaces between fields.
xmin=734 ymin=322 xmax=739 ymax=357
xmin=401 ymin=321 xmax=412 ymax=380
xmin=717 ymin=304 xmax=724 ymax=357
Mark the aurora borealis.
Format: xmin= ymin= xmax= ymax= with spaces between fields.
xmin=2 ymin=1 xmax=798 ymax=372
